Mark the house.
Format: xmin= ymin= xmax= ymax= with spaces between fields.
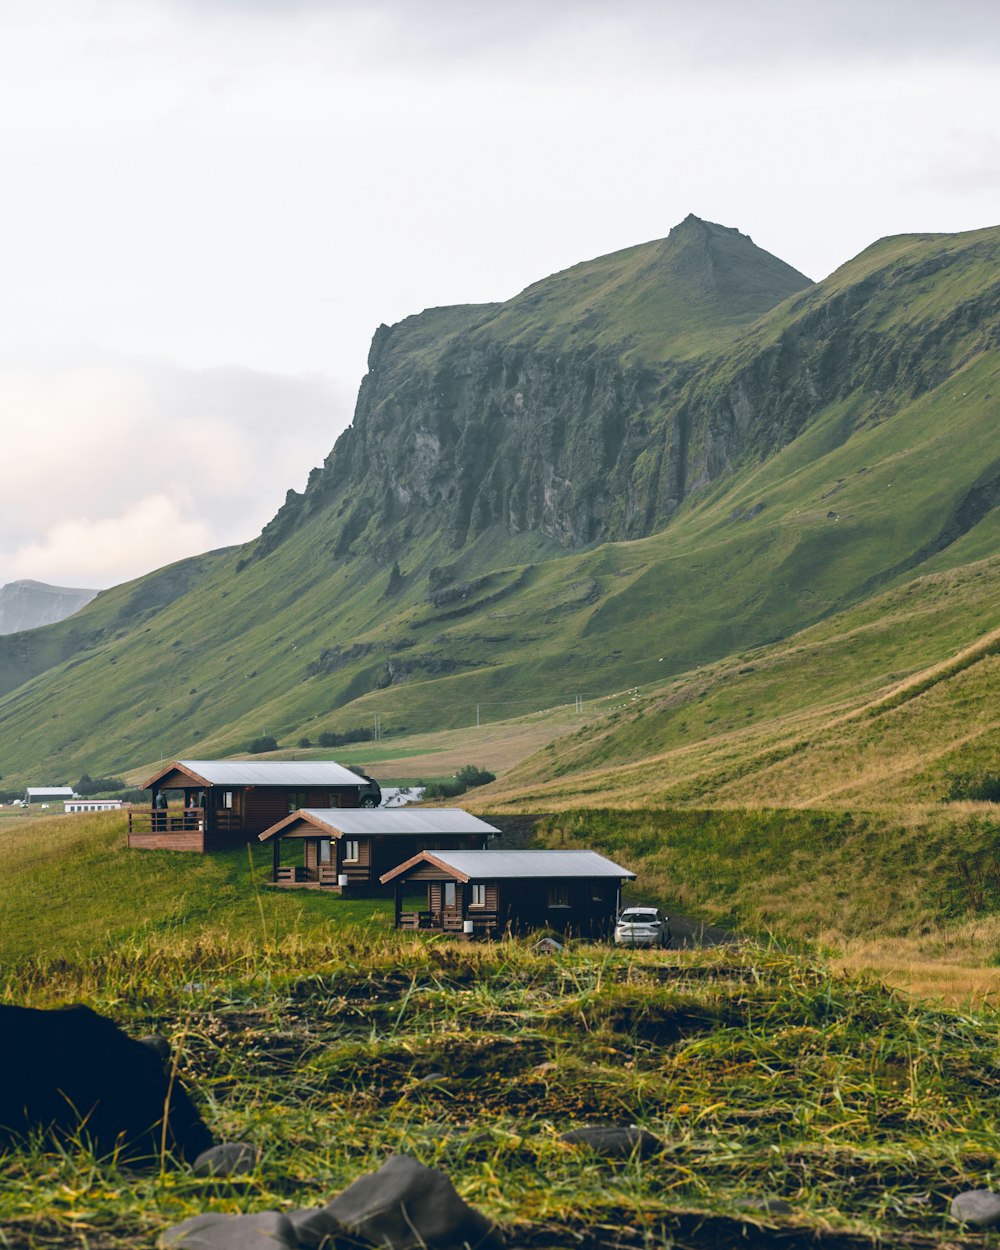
xmin=257 ymin=808 xmax=500 ymax=893
xmin=25 ymin=786 xmax=76 ymax=806
xmin=66 ymin=798 xmax=124 ymax=813
xmin=127 ymin=759 xmax=381 ymax=853
xmin=380 ymin=849 xmax=636 ymax=938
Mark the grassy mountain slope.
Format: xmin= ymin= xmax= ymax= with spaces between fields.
xmin=0 ymin=221 xmax=998 ymax=789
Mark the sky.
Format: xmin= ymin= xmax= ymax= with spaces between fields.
xmin=1 ymin=0 xmax=998 ymax=589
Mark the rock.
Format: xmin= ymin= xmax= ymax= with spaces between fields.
xmin=733 ymin=1195 xmax=793 ymax=1216
xmin=192 ymin=1141 xmax=260 ymax=1177
xmin=0 ymin=1003 xmax=213 ymax=1166
xmin=951 ymin=1189 xmax=1000 ymax=1228
xmin=559 ymin=1125 xmax=662 ymax=1158
xmin=159 ymin=1212 xmax=297 ymax=1249
xmin=137 ymin=1034 xmax=172 ymax=1064
xmin=324 ymin=1154 xmax=498 ymax=1249
xmin=285 ymin=1207 xmax=346 ymax=1250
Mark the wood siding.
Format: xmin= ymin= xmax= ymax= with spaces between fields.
xmin=127 ymin=829 xmax=204 ymax=852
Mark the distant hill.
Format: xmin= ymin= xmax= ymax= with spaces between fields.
xmin=0 ymin=217 xmax=998 ymax=797
xmin=0 ymin=580 xmax=98 ymax=635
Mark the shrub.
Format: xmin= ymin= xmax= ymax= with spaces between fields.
xmin=456 ymin=765 xmax=496 ymax=788
xmin=316 ymin=728 xmax=373 ymax=749
xmin=76 ymin=774 xmax=128 ymax=795
xmin=297 ymin=737 xmax=313 ymax=749
xmin=943 ymin=771 xmax=1000 ymax=802
xmin=248 ymin=735 xmax=279 ymax=754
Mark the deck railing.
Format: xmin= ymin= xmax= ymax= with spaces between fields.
xmin=398 ymin=911 xmax=499 ymax=934
xmin=129 ymin=807 xmax=206 ymax=835
xmin=274 ymin=864 xmax=341 ymax=887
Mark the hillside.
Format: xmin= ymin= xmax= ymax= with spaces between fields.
xmin=0 ymin=219 xmax=998 ymax=787
xmin=0 ymin=579 xmax=97 ymax=635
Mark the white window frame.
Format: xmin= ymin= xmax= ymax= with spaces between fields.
xmin=470 ymin=883 xmax=487 ymax=908
xmin=343 ymin=839 xmax=360 ymax=863
xmin=318 ymin=838 xmax=332 ymax=864
xmin=443 ymin=882 xmax=457 ymax=908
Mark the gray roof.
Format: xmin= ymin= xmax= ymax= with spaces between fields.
xmin=175 ymin=759 xmax=366 ymax=787
xmin=390 ymin=849 xmax=635 ymax=881
xmin=270 ymin=808 xmax=500 ymax=838
xmin=26 ymin=786 xmax=75 ymax=797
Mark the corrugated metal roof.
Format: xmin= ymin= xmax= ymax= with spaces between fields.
xmin=26 ymin=787 xmax=75 ymax=797
xmin=296 ymin=808 xmax=500 ymax=836
xmin=399 ymin=849 xmax=635 ymax=880
xmin=176 ymin=759 xmax=367 ymax=787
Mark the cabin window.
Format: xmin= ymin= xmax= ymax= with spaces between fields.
xmin=221 ymin=791 xmax=234 ymax=809
xmin=443 ymin=882 xmax=456 ymax=908
xmin=343 ymin=839 xmax=360 ymax=863
xmin=547 ymin=883 xmax=570 ymax=908
xmin=470 ymin=884 xmax=487 ymax=908
xmin=318 ymin=839 xmax=332 ymax=864
xmin=591 ymin=883 xmax=604 ymax=901
xmin=288 ymin=791 xmax=308 ymax=813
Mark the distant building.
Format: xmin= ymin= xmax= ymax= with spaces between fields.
xmin=25 ymin=787 xmax=76 ymax=806
xmin=381 ymin=849 xmax=636 ymax=938
xmin=258 ymin=807 xmax=498 ymax=894
xmin=66 ymin=799 xmax=124 ymax=813
xmin=127 ymin=759 xmax=382 ymax=853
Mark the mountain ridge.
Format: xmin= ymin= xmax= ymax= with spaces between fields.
xmin=0 ymin=218 xmax=998 ymax=788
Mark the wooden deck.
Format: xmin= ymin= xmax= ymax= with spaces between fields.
xmin=398 ymin=910 xmax=501 ymax=938
xmin=127 ymin=807 xmax=247 ymax=851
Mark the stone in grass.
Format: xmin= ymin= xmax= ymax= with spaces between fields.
xmin=732 ymin=1195 xmax=794 ymax=1216
xmin=324 ymin=1153 xmax=499 ymax=1250
xmin=286 ymin=1207 xmax=350 ymax=1250
xmin=192 ymin=1141 xmax=260 ymax=1177
xmin=159 ymin=1212 xmax=297 ymax=1250
xmin=951 ymin=1189 xmax=1000 ymax=1229
xmin=559 ymin=1126 xmax=662 ymax=1158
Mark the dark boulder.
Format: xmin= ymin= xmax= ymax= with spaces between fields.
xmin=559 ymin=1125 xmax=662 ymax=1157
xmin=319 ymin=1154 xmax=498 ymax=1250
xmin=0 ymin=1003 xmax=213 ymax=1165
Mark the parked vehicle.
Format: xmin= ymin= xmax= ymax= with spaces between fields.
xmin=614 ymin=906 xmax=672 ymax=948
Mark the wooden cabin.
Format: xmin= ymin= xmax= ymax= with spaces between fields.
xmin=128 ymin=759 xmax=381 ymax=853
xmin=257 ymin=808 xmax=500 ymax=894
xmin=380 ymin=849 xmax=636 ymax=938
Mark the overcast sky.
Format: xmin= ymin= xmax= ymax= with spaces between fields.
xmin=2 ymin=0 xmax=998 ymax=589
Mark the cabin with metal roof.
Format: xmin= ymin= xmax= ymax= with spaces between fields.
xmin=257 ymin=808 xmax=500 ymax=894
xmin=380 ymin=849 xmax=636 ymax=938
xmin=127 ymin=759 xmax=381 ymax=853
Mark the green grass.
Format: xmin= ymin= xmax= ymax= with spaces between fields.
xmin=3 ymin=931 xmax=1000 ymax=1247
xmin=0 ymin=813 xmax=391 ymax=964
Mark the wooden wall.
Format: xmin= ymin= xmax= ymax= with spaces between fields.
xmin=128 ymin=830 xmax=204 ymax=852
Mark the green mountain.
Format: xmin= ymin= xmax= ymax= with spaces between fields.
xmin=1 ymin=217 xmax=999 ymax=789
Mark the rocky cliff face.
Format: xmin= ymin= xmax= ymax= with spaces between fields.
xmin=253 ymin=219 xmax=1000 ymax=584
xmin=255 ymin=216 xmax=813 ymax=561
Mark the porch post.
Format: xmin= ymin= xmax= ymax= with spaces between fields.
xmin=394 ymin=882 xmax=401 ymax=929
xmin=272 ymin=837 xmax=280 ymax=882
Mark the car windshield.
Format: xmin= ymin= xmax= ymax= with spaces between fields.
xmin=622 ymin=911 xmax=659 ymax=923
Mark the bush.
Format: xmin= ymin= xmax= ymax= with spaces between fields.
xmin=316 ymin=727 xmax=373 ymax=749
xmin=456 ymin=765 xmax=496 ymax=788
xmin=944 ymin=771 xmax=1000 ymax=802
xmin=421 ymin=765 xmax=497 ymax=800
xmin=297 ymin=737 xmax=313 ymax=749
xmin=248 ymin=735 xmax=279 ymax=754
xmin=76 ymin=774 xmax=128 ymax=795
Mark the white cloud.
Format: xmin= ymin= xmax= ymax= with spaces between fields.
xmin=8 ymin=495 xmax=214 ymax=586
xmin=0 ymin=355 xmax=351 ymax=588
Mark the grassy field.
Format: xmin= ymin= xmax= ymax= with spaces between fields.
xmin=5 ymin=929 xmax=1000 ymax=1248
xmin=4 ymin=814 xmax=1000 ymax=1245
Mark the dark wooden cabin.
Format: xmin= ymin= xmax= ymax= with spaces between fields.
xmin=381 ymin=849 xmax=636 ymax=938
xmin=128 ymin=759 xmax=380 ymax=853
xmin=257 ymin=808 xmax=500 ymax=894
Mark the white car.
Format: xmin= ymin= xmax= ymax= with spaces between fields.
xmin=614 ymin=907 xmax=672 ymax=948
